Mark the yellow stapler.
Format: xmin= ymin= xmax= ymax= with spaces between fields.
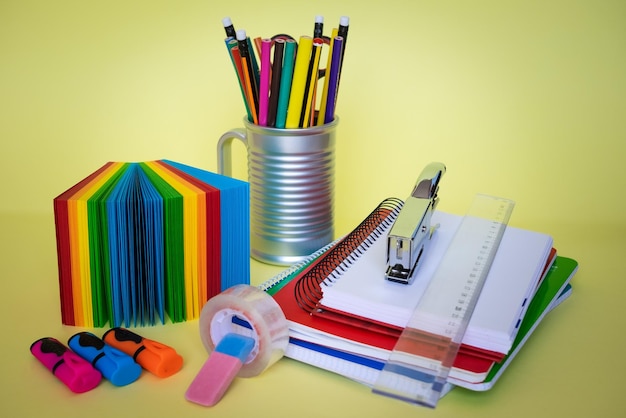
xmin=385 ymin=162 xmax=446 ymax=284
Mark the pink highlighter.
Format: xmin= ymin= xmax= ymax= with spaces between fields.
xmin=185 ymin=333 xmax=255 ymax=406
xmin=30 ymin=337 xmax=102 ymax=393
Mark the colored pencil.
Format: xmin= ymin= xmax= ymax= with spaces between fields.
xmin=236 ymin=30 xmax=259 ymax=123
xmin=225 ymin=38 xmax=252 ymax=122
xmin=223 ymin=16 xmax=350 ymax=128
xmin=317 ymin=28 xmax=338 ymax=126
xmin=323 ymin=36 xmax=344 ymax=124
xmin=275 ymin=39 xmax=296 ymax=128
xmin=300 ymin=38 xmax=323 ymax=127
xmin=267 ymin=38 xmax=285 ymax=127
xmin=258 ymin=38 xmax=272 ymax=126
xmin=313 ymin=15 xmax=324 ymax=38
xmin=222 ymin=16 xmax=236 ymax=38
xmin=285 ymin=36 xmax=313 ymax=128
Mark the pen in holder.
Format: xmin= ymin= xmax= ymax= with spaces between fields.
xmin=218 ymin=117 xmax=338 ymax=265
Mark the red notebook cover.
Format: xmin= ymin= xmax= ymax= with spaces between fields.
xmin=309 ymin=247 xmax=557 ymax=365
xmin=273 ymin=254 xmax=502 ymax=373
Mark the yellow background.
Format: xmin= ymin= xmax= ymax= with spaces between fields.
xmin=1 ymin=0 xmax=625 ymax=417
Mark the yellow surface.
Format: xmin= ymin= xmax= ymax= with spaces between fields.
xmin=1 ymin=1 xmax=625 ymax=417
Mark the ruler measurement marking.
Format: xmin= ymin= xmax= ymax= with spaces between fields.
xmin=373 ymin=195 xmax=514 ymax=407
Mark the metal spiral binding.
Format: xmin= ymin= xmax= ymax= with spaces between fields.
xmin=293 ymin=197 xmax=404 ymax=313
xmin=259 ymin=239 xmax=341 ymax=293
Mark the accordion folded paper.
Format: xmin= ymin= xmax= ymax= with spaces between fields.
xmin=53 ymin=160 xmax=249 ymax=327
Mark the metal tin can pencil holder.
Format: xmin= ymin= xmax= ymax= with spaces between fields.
xmin=217 ymin=117 xmax=338 ymax=266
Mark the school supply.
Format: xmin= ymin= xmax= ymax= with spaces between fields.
xmin=68 ymin=332 xmax=141 ymax=386
xmin=261 ymin=196 xmax=574 ymax=405
xmin=217 ymin=118 xmax=338 ymax=265
xmin=30 ymin=337 xmax=102 ymax=393
xmin=186 ymin=333 xmax=256 ymax=406
xmin=53 ymin=160 xmax=249 ymax=328
xmin=309 ymin=202 xmax=552 ymax=359
xmin=276 ymin=256 xmax=575 ymax=391
xmin=374 ymin=194 xmax=515 ymax=406
xmin=222 ymin=16 xmax=349 ymax=127
xmin=103 ymin=327 xmax=183 ymax=378
xmin=30 ymin=328 xmax=184 ymax=393
xmin=385 ymin=162 xmax=445 ymax=284
xmin=186 ymin=285 xmax=289 ymax=406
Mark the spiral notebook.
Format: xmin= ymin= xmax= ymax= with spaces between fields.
xmin=276 ymin=256 xmax=575 ymax=391
xmin=314 ymin=210 xmax=554 ymax=357
xmin=53 ymin=160 xmax=249 ymax=328
xmin=265 ymin=197 xmax=559 ymax=385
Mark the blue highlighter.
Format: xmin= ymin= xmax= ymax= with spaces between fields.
xmin=68 ymin=332 xmax=142 ymax=386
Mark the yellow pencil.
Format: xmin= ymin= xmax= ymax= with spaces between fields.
xmin=285 ymin=36 xmax=313 ymax=128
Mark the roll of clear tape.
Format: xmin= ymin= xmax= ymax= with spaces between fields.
xmin=198 ymin=284 xmax=289 ymax=378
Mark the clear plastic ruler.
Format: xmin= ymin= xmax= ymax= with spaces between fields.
xmin=372 ymin=194 xmax=515 ymax=407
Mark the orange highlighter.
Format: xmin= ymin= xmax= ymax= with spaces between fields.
xmin=102 ymin=327 xmax=183 ymax=378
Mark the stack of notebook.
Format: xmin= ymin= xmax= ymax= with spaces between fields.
xmin=262 ymin=197 xmax=577 ymax=395
xmin=53 ymin=160 xmax=249 ymax=328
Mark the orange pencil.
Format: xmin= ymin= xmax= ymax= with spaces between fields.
xmin=236 ymin=30 xmax=258 ymax=123
xmin=226 ymin=38 xmax=252 ymax=122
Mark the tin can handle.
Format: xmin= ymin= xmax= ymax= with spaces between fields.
xmin=217 ymin=128 xmax=247 ymax=176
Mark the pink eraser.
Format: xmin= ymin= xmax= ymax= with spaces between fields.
xmin=185 ymin=333 xmax=254 ymax=407
xmin=30 ymin=337 xmax=102 ymax=393
xmin=185 ymin=352 xmax=243 ymax=406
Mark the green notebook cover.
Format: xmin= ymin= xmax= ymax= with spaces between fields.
xmin=472 ymin=256 xmax=578 ymax=390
